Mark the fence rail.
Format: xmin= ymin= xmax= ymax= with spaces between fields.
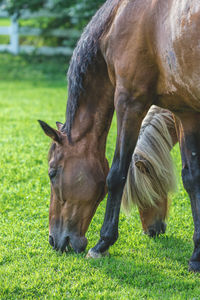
xmin=0 ymin=10 xmax=80 ymax=55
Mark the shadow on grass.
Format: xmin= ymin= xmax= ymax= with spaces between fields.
xmin=148 ymin=234 xmax=193 ymax=262
xmin=86 ymin=234 xmax=196 ymax=292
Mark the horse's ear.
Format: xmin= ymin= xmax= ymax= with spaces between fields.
xmin=56 ymin=121 xmax=64 ymax=131
xmin=38 ymin=120 xmax=62 ymax=144
xmin=135 ymin=159 xmax=150 ymax=175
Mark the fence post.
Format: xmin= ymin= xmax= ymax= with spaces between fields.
xmin=10 ymin=14 xmax=19 ymax=55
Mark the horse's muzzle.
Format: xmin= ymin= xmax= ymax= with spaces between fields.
xmin=49 ymin=233 xmax=87 ymax=253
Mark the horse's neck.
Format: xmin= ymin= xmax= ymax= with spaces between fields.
xmin=70 ymin=61 xmax=114 ymax=158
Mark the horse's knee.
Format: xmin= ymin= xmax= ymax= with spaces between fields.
xmin=106 ymin=166 xmax=126 ymax=192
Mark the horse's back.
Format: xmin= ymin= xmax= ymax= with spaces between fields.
xmin=155 ymin=0 xmax=200 ymax=110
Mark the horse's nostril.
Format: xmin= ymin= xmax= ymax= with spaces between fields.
xmin=60 ymin=236 xmax=70 ymax=253
xmin=49 ymin=235 xmax=54 ymax=247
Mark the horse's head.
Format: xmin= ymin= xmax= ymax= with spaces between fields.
xmin=39 ymin=120 xmax=109 ymax=253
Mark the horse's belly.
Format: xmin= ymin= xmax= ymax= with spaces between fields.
xmin=156 ymin=0 xmax=200 ymax=111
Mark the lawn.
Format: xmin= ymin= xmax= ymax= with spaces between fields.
xmin=0 ymin=18 xmax=10 ymax=26
xmin=0 ymin=19 xmax=10 ymax=45
xmin=0 ymin=54 xmax=200 ymax=299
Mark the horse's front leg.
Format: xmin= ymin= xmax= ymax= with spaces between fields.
xmin=88 ymin=88 xmax=151 ymax=257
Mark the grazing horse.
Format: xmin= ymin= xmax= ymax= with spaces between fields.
xmin=122 ymin=105 xmax=177 ymax=236
xmin=39 ymin=0 xmax=200 ymax=271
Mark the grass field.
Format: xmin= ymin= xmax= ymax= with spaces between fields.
xmin=0 ymin=18 xmax=10 ymax=26
xmin=0 ymin=54 xmax=200 ymax=299
xmin=0 ymin=19 xmax=10 ymax=45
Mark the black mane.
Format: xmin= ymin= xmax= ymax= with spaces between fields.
xmin=64 ymin=0 xmax=120 ymax=140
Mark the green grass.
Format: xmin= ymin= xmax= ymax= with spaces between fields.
xmin=0 ymin=18 xmax=10 ymax=26
xmin=0 ymin=53 xmax=200 ymax=299
xmin=0 ymin=18 xmax=10 ymax=44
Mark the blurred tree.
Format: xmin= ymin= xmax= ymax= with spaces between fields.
xmin=0 ymin=0 xmax=105 ymax=49
xmin=0 ymin=0 xmax=46 ymax=15
xmin=0 ymin=0 xmax=105 ymax=29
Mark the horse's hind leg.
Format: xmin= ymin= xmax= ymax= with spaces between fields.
xmin=139 ymin=198 xmax=168 ymax=237
xmin=176 ymin=113 xmax=200 ymax=272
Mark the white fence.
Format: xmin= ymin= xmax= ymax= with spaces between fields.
xmin=0 ymin=10 xmax=80 ymax=55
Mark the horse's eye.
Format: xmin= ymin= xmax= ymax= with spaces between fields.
xmin=49 ymin=169 xmax=57 ymax=179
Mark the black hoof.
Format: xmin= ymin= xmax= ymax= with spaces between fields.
xmin=147 ymin=220 xmax=166 ymax=238
xmin=188 ymin=260 xmax=200 ymax=272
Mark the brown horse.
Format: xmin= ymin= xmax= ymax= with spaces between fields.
xmin=39 ymin=0 xmax=200 ymax=271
